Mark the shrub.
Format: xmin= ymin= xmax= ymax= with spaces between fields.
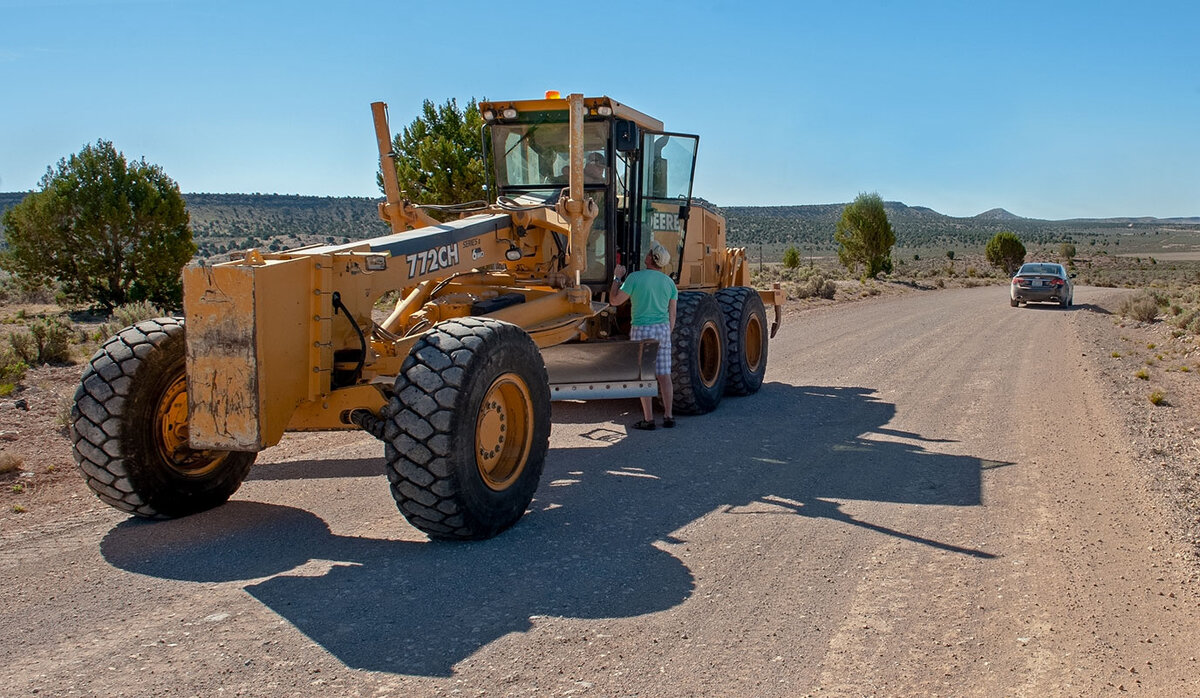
xmin=0 ymin=452 xmax=21 ymax=475
xmin=1177 ymin=309 xmax=1200 ymax=329
xmin=9 ymin=317 xmax=74 ymax=365
xmin=986 ymin=232 xmax=1025 ymax=275
xmin=97 ymin=300 xmax=166 ymax=341
xmin=1148 ymin=390 xmax=1167 ymax=406
xmin=0 ymin=275 xmax=57 ymax=305
xmin=792 ymin=274 xmax=836 ymax=300
xmin=0 ymin=345 xmax=27 ymax=389
xmin=1136 ymin=368 xmax=1149 ymax=380
xmin=782 ymin=246 xmax=801 ymax=269
xmin=1118 ymin=292 xmax=1159 ymax=323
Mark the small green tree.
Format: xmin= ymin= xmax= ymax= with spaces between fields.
xmin=1 ymin=140 xmax=195 ymax=311
xmin=834 ymin=192 xmax=895 ymax=278
xmin=986 ymin=232 xmax=1026 ymax=275
xmin=782 ymin=245 xmax=801 ymax=269
xmin=946 ymin=250 xmax=955 ymax=260
xmin=1060 ymin=242 xmax=1077 ymax=260
xmin=382 ymin=98 xmax=487 ymax=208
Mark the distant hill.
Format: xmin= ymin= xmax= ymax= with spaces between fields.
xmin=2 ymin=192 xmax=1198 ymax=258
xmin=179 ymin=194 xmax=387 ymax=258
xmin=0 ymin=192 xmax=388 ymax=259
xmin=721 ymin=201 xmax=1200 ymax=251
xmin=974 ymin=208 xmax=1024 ymax=221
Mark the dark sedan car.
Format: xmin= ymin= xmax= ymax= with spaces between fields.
xmin=1010 ymin=262 xmax=1074 ymax=307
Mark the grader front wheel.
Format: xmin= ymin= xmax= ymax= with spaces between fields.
xmin=382 ymin=318 xmax=550 ymax=540
xmin=71 ymin=317 xmax=255 ymax=518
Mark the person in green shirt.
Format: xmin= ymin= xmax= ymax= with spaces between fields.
xmin=610 ymin=241 xmax=678 ymax=430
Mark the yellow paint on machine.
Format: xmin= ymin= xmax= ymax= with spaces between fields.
xmin=182 ymin=257 xmax=317 ymax=451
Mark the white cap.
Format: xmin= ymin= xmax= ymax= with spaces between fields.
xmin=649 ymin=241 xmax=670 ymax=267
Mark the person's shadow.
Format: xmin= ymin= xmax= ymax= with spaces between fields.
xmin=101 ymin=384 xmax=1007 ymax=676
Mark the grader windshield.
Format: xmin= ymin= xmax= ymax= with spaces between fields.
xmin=490 ymin=120 xmax=610 ymax=188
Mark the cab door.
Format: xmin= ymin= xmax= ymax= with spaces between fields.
xmin=637 ymin=132 xmax=698 ymax=280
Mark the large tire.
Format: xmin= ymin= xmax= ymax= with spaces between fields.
xmin=716 ymin=287 xmax=768 ymax=396
xmin=671 ymin=292 xmax=727 ymax=415
xmin=71 ymin=317 xmax=255 ymax=518
xmin=381 ymin=317 xmax=550 ymax=540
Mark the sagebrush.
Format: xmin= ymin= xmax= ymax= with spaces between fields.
xmin=97 ymin=300 xmax=167 ymax=340
xmin=8 ymin=316 xmax=73 ymax=365
xmin=1119 ymin=291 xmax=1159 ymax=323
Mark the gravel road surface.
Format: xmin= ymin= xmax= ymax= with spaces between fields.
xmin=2 ymin=285 xmax=1198 ymax=696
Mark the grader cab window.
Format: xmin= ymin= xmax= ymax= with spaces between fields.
xmin=491 ymin=121 xmax=610 ymax=189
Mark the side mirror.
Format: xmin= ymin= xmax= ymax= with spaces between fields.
xmin=615 ymin=120 xmax=639 ymax=152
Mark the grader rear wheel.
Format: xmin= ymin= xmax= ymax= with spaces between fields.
xmin=716 ymin=286 xmax=768 ymax=396
xmin=382 ymin=317 xmax=550 ymax=540
xmin=671 ymin=292 xmax=728 ymax=415
xmin=71 ymin=317 xmax=255 ymax=518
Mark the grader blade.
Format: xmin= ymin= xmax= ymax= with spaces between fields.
xmin=542 ymin=340 xmax=659 ymax=401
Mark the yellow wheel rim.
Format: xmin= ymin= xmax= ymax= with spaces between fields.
xmin=699 ymin=321 xmax=722 ymax=388
xmin=744 ymin=313 xmax=764 ymax=373
xmin=475 ymin=373 xmax=533 ymax=491
xmin=155 ymin=374 xmax=227 ymax=477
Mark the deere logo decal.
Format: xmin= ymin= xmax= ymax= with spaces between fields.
xmin=650 ymin=211 xmax=681 ymax=232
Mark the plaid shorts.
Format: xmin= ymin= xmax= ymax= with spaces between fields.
xmin=631 ymin=323 xmax=672 ymax=374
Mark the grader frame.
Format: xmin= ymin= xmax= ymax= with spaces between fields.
xmin=70 ymin=93 xmax=783 ymax=540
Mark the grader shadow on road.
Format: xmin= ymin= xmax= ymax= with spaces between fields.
xmin=100 ymin=383 xmax=1005 ymax=677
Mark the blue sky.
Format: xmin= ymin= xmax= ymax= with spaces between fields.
xmin=2 ymin=0 xmax=1197 ymax=219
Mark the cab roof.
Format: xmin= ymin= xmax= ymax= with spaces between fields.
xmin=479 ymin=95 xmax=664 ymax=132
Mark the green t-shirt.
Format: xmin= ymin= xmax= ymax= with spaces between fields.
xmin=620 ymin=269 xmax=678 ymax=326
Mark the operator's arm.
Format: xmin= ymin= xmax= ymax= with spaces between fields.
xmin=609 ymin=264 xmax=630 ymax=306
xmin=668 ymin=297 xmax=677 ymax=330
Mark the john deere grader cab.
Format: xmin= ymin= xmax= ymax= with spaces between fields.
xmin=71 ymin=93 xmax=784 ymax=540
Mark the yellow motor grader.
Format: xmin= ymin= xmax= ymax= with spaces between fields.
xmin=70 ymin=93 xmax=784 ymax=540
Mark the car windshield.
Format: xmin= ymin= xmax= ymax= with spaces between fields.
xmin=1018 ymin=263 xmax=1062 ymax=276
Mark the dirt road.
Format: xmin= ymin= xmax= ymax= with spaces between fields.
xmin=2 ymin=285 xmax=1198 ymax=696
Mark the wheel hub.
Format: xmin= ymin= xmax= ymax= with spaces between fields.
xmin=699 ymin=321 xmax=722 ymax=388
xmin=155 ymin=374 xmax=226 ymax=477
xmin=475 ymin=373 xmax=533 ymax=491
xmin=745 ymin=314 xmax=764 ymax=372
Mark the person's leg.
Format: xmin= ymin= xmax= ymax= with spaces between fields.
xmin=657 ymin=373 xmax=673 ymax=420
xmin=639 ymin=395 xmax=654 ymax=422
xmin=654 ymin=323 xmax=674 ymax=425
